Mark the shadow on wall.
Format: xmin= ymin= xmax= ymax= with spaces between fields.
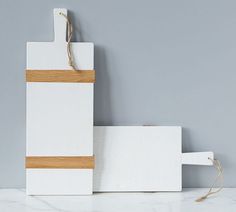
xmin=93 ymin=46 xmax=112 ymax=190
xmin=94 ymin=45 xmax=113 ymax=126
xmin=70 ymin=11 xmax=113 ymax=126
xmin=70 ymin=10 xmax=112 ymax=189
xmin=70 ymin=11 xmax=85 ymax=42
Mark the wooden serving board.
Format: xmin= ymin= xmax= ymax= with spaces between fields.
xmin=93 ymin=126 xmax=213 ymax=192
xmin=26 ymin=8 xmax=94 ymax=195
xmin=26 ymin=8 xmax=213 ymax=194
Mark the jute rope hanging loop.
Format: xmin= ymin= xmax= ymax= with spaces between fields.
xmin=59 ymin=12 xmax=77 ymax=71
xmin=196 ymin=157 xmax=223 ymax=202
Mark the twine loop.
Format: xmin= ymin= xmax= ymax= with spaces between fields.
xmin=59 ymin=12 xmax=77 ymax=71
xmin=195 ymin=157 xmax=223 ymax=202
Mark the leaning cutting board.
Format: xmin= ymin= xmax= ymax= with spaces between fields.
xmin=26 ymin=8 xmax=94 ymax=195
xmin=93 ymin=126 xmax=213 ymax=191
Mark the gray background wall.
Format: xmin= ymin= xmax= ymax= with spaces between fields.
xmin=0 ymin=0 xmax=235 ymax=188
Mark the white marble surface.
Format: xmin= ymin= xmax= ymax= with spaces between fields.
xmin=0 ymin=188 xmax=235 ymax=212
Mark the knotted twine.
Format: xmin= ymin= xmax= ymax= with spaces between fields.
xmin=59 ymin=12 xmax=77 ymax=70
xmin=195 ymin=157 xmax=223 ymax=202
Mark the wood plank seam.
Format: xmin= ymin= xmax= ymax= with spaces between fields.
xmin=26 ymin=70 xmax=95 ymax=83
xmin=25 ymin=156 xmax=95 ymax=169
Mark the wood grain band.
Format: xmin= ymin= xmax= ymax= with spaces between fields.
xmin=25 ymin=156 xmax=95 ymax=169
xmin=26 ymin=70 xmax=95 ymax=83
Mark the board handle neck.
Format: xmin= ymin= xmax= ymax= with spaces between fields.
xmin=182 ymin=152 xmax=214 ymax=165
xmin=53 ymin=8 xmax=67 ymax=43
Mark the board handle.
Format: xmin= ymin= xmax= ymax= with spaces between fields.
xmin=54 ymin=8 xmax=67 ymax=42
xmin=182 ymin=152 xmax=214 ymax=165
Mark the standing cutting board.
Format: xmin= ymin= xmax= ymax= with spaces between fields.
xmin=93 ymin=126 xmax=213 ymax=191
xmin=26 ymin=8 xmax=94 ymax=195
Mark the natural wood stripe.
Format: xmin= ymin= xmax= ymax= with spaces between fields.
xmin=25 ymin=156 xmax=95 ymax=169
xmin=26 ymin=70 xmax=95 ymax=83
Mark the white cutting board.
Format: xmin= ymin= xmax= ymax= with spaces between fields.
xmin=26 ymin=8 xmax=94 ymax=195
xmin=93 ymin=126 xmax=213 ymax=191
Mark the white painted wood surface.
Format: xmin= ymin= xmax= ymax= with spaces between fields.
xmin=93 ymin=126 xmax=213 ymax=192
xmin=26 ymin=8 xmax=94 ymax=195
xmin=182 ymin=152 xmax=214 ymax=165
xmin=93 ymin=126 xmax=182 ymax=191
